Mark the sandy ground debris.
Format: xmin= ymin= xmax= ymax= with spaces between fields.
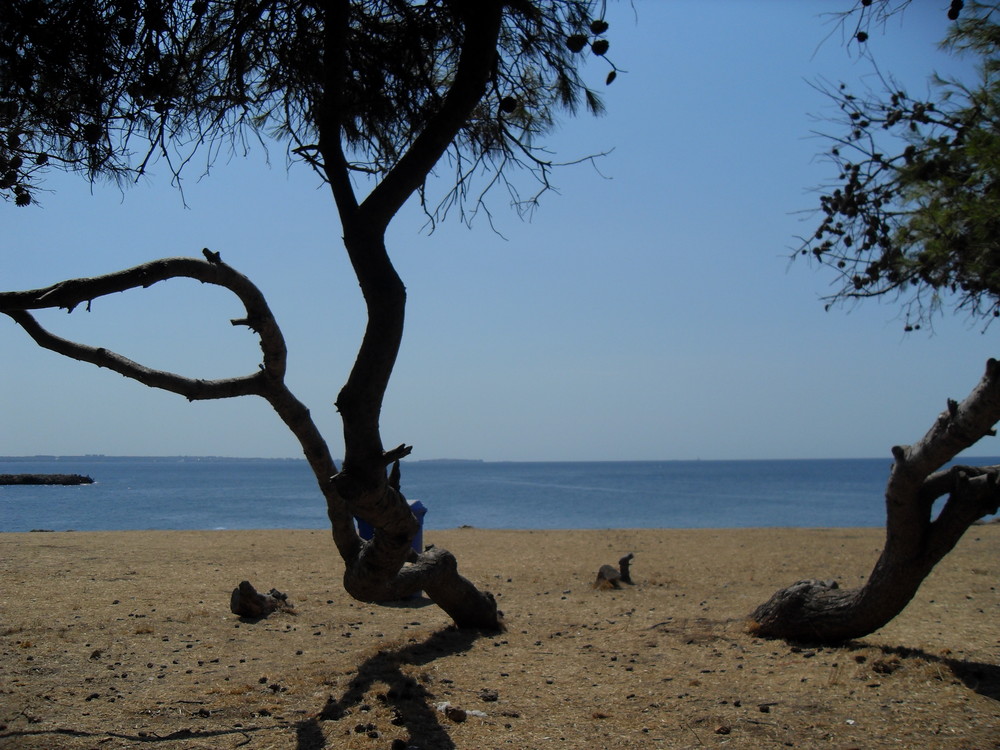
xmin=0 ymin=526 xmax=997 ymax=748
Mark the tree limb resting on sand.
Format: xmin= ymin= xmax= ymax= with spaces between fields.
xmin=595 ymin=552 xmax=636 ymax=589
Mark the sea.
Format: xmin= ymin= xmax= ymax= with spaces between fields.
xmin=2 ymin=455 xmax=998 ymax=533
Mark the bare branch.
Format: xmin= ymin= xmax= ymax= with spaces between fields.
xmin=892 ymin=358 xmax=1000 ymax=481
xmin=4 ymin=309 xmax=266 ymax=401
xmin=383 ymin=444 xmax=413 ymax=466
xmin=0 ymin=255 xmax=288 ymax=395
xmin=0 ymin=252 xmax=355 ymax=557
xmin=357 ymin=2 xmax=505 ymax=230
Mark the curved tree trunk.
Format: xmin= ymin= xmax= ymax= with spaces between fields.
xmin=311 ymin=1 xmax=506 ymax=629
xmin=322 ymin=210 xmax=502 ymax=630
xmin=750 ymin=358 xmax=1000 ymax=643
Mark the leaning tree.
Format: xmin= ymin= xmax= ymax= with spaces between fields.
xmin=0 ymin=0 xmax=618 ymax=629
xmin=751 ymin=0 xmax=1000 ymax=642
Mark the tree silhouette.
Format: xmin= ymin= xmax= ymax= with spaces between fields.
xmin=752 ymin=0 xmax=1000 ymax=643
xmin=0 ymin=0 xmax=617 ymax=628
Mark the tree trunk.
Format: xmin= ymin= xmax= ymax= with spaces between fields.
xmin=750 ymin=359 xmax=1000 ymax=643
xmin=306 ymin=2 xmax=506 ymax=630
xmin=326 ymin=227 xmax=502 ymax=629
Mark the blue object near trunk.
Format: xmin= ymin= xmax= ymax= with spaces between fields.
xmin=356 ymin=500 xmax=428 ymax=599
xmin=356 ymin=499 xmax=427 ymax=554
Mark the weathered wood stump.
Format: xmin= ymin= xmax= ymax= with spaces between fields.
xmin=595 ymin=564 xmax=622 ymax=589
xmin=594 ymin=552 xmax=636 ymax=590
xmin=618 ymin=552 xmax=635 ymax=584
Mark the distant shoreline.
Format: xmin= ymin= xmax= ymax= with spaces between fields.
xmin=4 ymin=454 xmax=1000 ymax=464
xmin=412 ymin=458 xmax=484 ymax=464
xmin=0 ymin=473 xmax=94 ymax=486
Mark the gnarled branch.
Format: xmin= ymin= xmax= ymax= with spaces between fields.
xmin=0 ymin=255 xmax=288 ymax=395
xmin=5 ymin=308 xmax=269 ymax=401
xmin=750 ymin=358 xmax=1000 ymax=643
xmin=0 ymin=255 xmax=356 ymax=559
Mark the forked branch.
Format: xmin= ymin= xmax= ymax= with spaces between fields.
xmin=0 ymin=253 xmax=356 ymax=558
xmin=0 ymin=255 xmax=287 ymax=400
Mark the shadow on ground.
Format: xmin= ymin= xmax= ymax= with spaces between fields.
xmin=296 ymin=626 xmax=482 ymax=750
xmin=946 ymin=657 xmax=1000 ymax=701
xmin=873 ymin=644 xmax=1000 ymax=702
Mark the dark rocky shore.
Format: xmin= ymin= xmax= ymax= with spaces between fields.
xmin=0 ymin=474 xmax=94 ymax=486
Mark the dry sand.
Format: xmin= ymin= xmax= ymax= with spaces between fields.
xmin=0 ymin=526 xmax=997 ymax=749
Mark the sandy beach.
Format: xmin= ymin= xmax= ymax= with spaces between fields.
xmin=0 ymin=526 xmax=997 ymax=749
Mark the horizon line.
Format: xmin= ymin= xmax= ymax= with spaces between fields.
xmin=3 ymin=453 xmax=999 ymax=464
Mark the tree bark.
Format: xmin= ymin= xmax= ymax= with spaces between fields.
xmin=750 ymin=358 xmax=1000 ymax=643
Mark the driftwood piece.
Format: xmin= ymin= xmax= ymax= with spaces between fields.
xmin=618 ymin=553 xmax=635 ymax=584
xmin=594 ymin=553 xmax=636 ymax=590
xmin=595 ymin=564 xmax=621 ymax=589
xmin=229 ymin=581 xmax=294 ymax=619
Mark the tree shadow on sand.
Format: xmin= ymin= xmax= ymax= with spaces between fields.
xmin=295 ymin=626 xmax=483 ymax=750
xmin=949 ymin=658 xmax=1000 ymax=701
xmin=859 ymin=644 xmax=1000 ymax=702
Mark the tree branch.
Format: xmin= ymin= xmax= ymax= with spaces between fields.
xmin=318 ymin=0 xmax=362 ymax=226
xmin=0 ymin=256 xmax=292 ymax=397
xmin=4 ymin=309 xmax=268 ymax=400
xmin=890 ymin=358 xmax=1000 ymax=493
xmin=0 ymin=254 xmax=364 ymax=559
xmin=359 ymin=2 xmax=505 ymax=230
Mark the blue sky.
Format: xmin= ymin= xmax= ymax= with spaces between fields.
xmin=2 ymin=1 xmax=997 ymax=462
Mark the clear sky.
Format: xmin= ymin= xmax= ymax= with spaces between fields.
xmin=2 ymin=1 xmax=996 ymax=462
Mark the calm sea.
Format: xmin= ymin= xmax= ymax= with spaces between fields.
xmin=1 ymin=456 xmax=998 ymax=532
